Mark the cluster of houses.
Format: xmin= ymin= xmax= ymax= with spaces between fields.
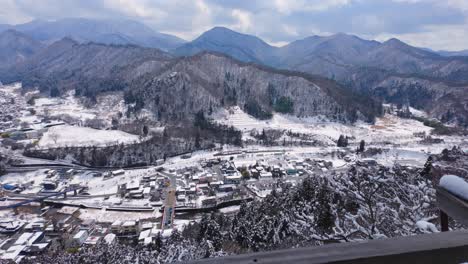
xmin=173 ymin=160 xmax=247 ymax=208
xmin=169 ymin=157 xmax=337 ymax=210
xmin=117 ymin=173 xmax=170 ymax=202
xmin=0 ymin=219 xmax=54 ymax=262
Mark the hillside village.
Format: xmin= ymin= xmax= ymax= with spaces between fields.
xmin=0 ymin=82 xmax=467 ymax=262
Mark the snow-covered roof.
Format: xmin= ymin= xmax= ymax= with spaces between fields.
xmin=73 ymin=230 xmax=88 ymax=240
xmin=1 ymin=245 xmax=25 ymax=260
xmin=123 ymin=221 xmax=136 ymax=227
xmin=14 ymin=232 xmax=33 ymax=245
xmin=139 ymin=229 xmax=151 ymax=240
xmin=104 ymin=234 xmax=116 ymax=244
xmin=111 ymin=220 xmax=122 ymax=227
xmin=84 ymin=236 xmax=101 ymax=245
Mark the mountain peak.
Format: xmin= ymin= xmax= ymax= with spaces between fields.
xmin=2 ymin=17 xmax=185 ymax=51
xmin=0 ymin=29 xmax=37 ymax=41
xmin=383 ymin=38 xmax=406 ymax=47
xmin=201 ymin=26 xmax=260 ymax=40
xmin=174 ymin=26 xmax=275 ymax=63
xmin=208 ymin=26 xmax=234 ymax=33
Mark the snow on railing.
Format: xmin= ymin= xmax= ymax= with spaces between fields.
xmin=439 ymin=175 xmax=468 ymax=201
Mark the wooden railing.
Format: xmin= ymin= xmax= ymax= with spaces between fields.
xmin=436 ymin=186 xmax=468 ymax=231
xmin=188 ymin=230 xmax=468 ymax=264
xmin=186 ymin=184 xmax=468 ymax=264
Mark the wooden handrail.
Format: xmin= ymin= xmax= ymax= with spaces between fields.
xmin=186 ymin=230 xmax=468 ymax=264
xmin=436 ymin=186 xmax=468 ymax=231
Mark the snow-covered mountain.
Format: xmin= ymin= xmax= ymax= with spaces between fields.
xmin=173 ymin=27 xmax=278 ymax=64
xmin=0 ymin=18 xmax=187 ymax=51
xmin=174 ymin=28 xmax=468 ymax=127
xmin=0 ymin=29 xmax=45 ymax=69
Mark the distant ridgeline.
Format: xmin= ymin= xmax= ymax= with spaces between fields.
xmin=1 ymin=24 xmax=467 ymax=127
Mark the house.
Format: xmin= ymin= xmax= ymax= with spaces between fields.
xmin=138 ymin=229 xmax=152 ymax=244
xmin=66 ymin=169 xmax=75 ymax=176
xmin=1 ymin=245 xmax=25 ymax=262
xmin=22 ymin=242 xmax=49 ymax=256
xmin=196 ymin=183 xmax=210 ymax=191
xmin=185 ymin=186 xmax=197 ymax=195
xmin=112 ymin=169 xmax=125 ymax=176
xmin=14 ymin=232 xmax=45 ymax=253
xmin=104 ymin=234 xmax=116 ymax=245
xmin=209 ymin=181 xmax=223 ymax=189
xmin=24 ymin=221 xmax=45 ymax=232
xmin=129 ymin=189 xmax=144 ymax=199
xmin=218 ymin=184 xmax=236 ymax=193
xmin=358 ymin=158 xmax=378 ymax=166
xmin=84 ymin=236 xmax=101 ymax=245
xmin=272 ymin=166 xmax=283 ymax=177
xmin=192 ymin=175 xmax=200 ymax=182
xmin=199 ymin=174 xmax=214 ymax=184
xmin=201 ymin=196 xmax=217 ymax=207
xmin=126 ymin=180 xmax=140 ymax=190
xmin=260 ymin=171 xmax=273 ymax=179
xmin=0 ymin=221 xmax=23 ymax=234
xmin=121 ymin=221 xmax=138 ymax=234
xmin=72 ymin=230 xmax=89 ymax=246
xmin=286 ymin=167 xmax=297 ymax=175
xmin=42 ymin=181 xmax=57 ymax=190
xmin=140 ymin=223 xmax=154 ymax=231
xmin=143 ymin=187 xmax=151 ymax=198
xmin=111 ymin=221 xmax=122 ymax=234
xmin=2 ymin=183 xmax=19 ymax=191
xmin=177 ymin=194 xmax=186 ymax=202
xmin=225 ymin=175 xmax=242 ymax=184
xmin=80 ymin=219 xmax=95 ymax=231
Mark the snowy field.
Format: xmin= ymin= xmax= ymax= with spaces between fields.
xmin=0 ymin=83 xmax=133 ymax=131
xmin=77 ymin=208 xmax=160 ymax=223
xmin=38 ymin=125 xmax=140 ymax=148
xmin=212 ymin=106 xmax=435 ymax=146
xmin=27 ymin=90 xmax=128 ymax=126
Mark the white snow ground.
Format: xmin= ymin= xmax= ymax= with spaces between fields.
xmin=212 ymin=106 xmax=434 ymax=146
xmin=38 ymin=125 xmax=140 ymax=148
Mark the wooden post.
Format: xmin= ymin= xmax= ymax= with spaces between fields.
xmin=440 ymin=210 xmax=449 ymax=232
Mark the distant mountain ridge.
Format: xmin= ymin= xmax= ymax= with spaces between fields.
xmin=0 ymin=37 xmax=381 ymax=124
xmin=175 ymin=28 xmax=468 ymax=81
xmin=174 ymin=27 xmax=468 ymax=127
xmin=0 ymin=18 xmax=186 ymax=51
xmin=0 ymin=29 xmax=45 ymax=69
xmin=174 ymin=27 xmax=278 ymax=64
xmin=437 ymin=49 xmax=468 ymax=57
xmin=0 ymin=21 xmax=467 ymax=127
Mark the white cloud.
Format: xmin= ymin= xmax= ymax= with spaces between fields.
xmin=1 ymin=0 xmax=468 ymax=51
xmin=0 ymin=0 xmax=32 ymax=24
xmin=274 ymin=0 xmax=351 ymax=14
xmin=352 ymin=15 xmax=386 ymax=33
xmin=374 ymin=22 xmax=468 ymax=51
xmin=231 ymin=9 xmax=252 ymax=32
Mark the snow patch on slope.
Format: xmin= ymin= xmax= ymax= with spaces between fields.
xmin=212 ymin=106 xmax=433 ymax=145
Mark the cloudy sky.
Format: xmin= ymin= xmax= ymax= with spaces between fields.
xmin=2 ymin=0 xmax=468 ymax=51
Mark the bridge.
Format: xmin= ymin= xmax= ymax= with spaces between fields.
xmin=158 ymin=170 xmax=177 ymax=230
